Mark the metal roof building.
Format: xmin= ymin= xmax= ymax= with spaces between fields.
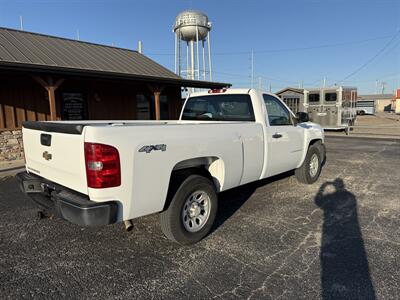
xmin=0 ymin=27 xmax=228 ymax=89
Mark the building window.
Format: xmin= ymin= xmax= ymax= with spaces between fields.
xmin=160 ymin=95 xmax=169 ymax=120
xmin=136 ymin=94 xmax=151 ymax=120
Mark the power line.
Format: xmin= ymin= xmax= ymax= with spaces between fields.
xmin=212 ymin=70 xmax=299 ymax=84
xmin=146 ymin=33 xmax=397 ymax=56
xmin=335 ymin=30 xmax=400 ymax=84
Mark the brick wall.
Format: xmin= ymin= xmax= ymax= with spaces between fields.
xmin=0 ymin=129 xmax=24 ymax=162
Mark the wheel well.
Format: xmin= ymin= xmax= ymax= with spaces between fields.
xmin=308 ymin=138 xmax=326 ymax=165
xmin=162 ymin=166 xmax=215 ymax=211
xmin=309 ymin=139 xmax=322 ymax=147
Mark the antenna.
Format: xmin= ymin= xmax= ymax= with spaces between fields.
xmin=76 ymin=29 xmax=80 ymax=41
xmin=138 ymin=40 xmax=143 ymax=54
xmin=251 ymin=50 xmax=254 ymax=88
xmin=19 ymin=16 xmax=24 ymax=30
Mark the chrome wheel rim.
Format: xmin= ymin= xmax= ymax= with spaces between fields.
xmin=181 ymin=190 xmax=211 ymax=232
xmin=309 ymin=153 xmax=319 ymax=177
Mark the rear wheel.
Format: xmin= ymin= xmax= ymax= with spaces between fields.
xmin=160 ymin=175 xmax=218 ymax=245
xmin=295 ymin=143 xmax=323 ymax=184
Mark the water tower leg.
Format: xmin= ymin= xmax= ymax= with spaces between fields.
xmin=196 ymin=25 xmax=200 ymax=81
xmin=202 ymin=40 xmax=206 ymax=81
xmin=207 ymin=32 xmax=212 ymax=81
xmin=186 ymin=42 xmax=189 ymax=79
xmin=174 ymin=32 xmax=177 ymax=74
xmin=178 ymin=31 xmax=181 ymax=76
xmin=190 ymin=40 xmax=195 ymax=80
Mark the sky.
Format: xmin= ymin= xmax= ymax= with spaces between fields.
xmin=0 ymin=0 xmax=399 ymax=94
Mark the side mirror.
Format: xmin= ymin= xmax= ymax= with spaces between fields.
xmin=296 ymin=112 xmax=309 ymax=123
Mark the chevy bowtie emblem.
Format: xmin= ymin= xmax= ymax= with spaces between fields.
xmin=42 ymin=151 xmax=52 ymax=161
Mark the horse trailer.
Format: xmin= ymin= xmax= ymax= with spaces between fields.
xmin=304 ymin=86 xmax=357 ymax=130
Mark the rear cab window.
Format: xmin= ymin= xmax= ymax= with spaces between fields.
xmin=181 ymin=94 xmax=255 ymax=121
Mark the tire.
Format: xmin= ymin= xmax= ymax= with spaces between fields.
xmin=295 ymin=143 xmax=323 ymax=184
xmin=159 ymin=175 xmax=218 ymax=245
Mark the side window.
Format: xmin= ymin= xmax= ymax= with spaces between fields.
xmin=263 ymin=94 xmax=292 ymax=126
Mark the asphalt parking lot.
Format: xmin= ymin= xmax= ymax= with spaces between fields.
xmin=1 ymin=136 xmax=399 ymax=299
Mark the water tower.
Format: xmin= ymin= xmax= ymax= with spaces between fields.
xmin=174 ymin=10 xmax=212 ymax=81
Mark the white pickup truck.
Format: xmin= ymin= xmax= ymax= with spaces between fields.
xmin=18 ymin=88 xmax=325 ymax=244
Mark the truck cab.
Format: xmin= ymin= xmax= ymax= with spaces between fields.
xmin=182 ymin=88 xmax=324 ymax=178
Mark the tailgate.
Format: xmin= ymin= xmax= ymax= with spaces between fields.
xmin=22 ymin=123 xmax=88 ymax=194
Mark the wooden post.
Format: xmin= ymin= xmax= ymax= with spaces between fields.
xmin=47 ymin=87 xmax=57 ymax=121
xmin=0 ymin=103 xmax=4 ymax=128
xmin=33 ymin=76 xmax=64 ymax=121
xmin=148 ymin=85 xmax=164 ymax=120
xmin=154 ymin=90 xmax=161 ymax=120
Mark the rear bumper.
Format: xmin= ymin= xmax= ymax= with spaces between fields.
xmin=16 ymin=171 xmax=119 ymax=226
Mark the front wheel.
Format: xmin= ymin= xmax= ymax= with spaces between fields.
xmin=295 ymin=143 xmax=323 ymax=184
xmin=159 ymin=175 xmax=218 ymax=245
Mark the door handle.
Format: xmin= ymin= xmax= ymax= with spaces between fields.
xmin=272 ymin=133 xmax=283 ymax=139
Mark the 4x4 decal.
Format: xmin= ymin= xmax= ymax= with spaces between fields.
xmin=138 ymin=144 xmax=167 ymax=154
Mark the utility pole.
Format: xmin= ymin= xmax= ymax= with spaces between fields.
xmin=269 ymin=83 xmax=272 ymax=93
xmin=76 ymin=29 xmax=80 ymax=41
xmin=323 ymin=77 xmax=326 ymax=88
xmin=19 ymin=16 xmax=24 ymax=30
xmin=375 ymin=80 xmax=378 ymax=94
xmin=381 ymin=82 xmax=387 ymax=94
xmin=258 ymin=77 xmax=262 ymax=90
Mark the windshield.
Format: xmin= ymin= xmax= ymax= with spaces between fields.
xmin=181 ymin=94 xmax=255 ymax=121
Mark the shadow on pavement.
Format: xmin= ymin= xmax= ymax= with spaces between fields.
xmin=315 ymin=178 xmax=376 ymax=300
xmin=211 ymin=171 xmax=294 ymax=233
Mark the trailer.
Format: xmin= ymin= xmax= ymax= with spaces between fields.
xmin=304 ymin=86 xmax=357 ymax=130
xmin=356 ymin=100 xmax=375 ymax=115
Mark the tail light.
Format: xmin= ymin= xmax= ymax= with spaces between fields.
xmin=84 ymin=142 xmax=121 ymax=188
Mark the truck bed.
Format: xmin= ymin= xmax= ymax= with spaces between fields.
xmin=23 ymin=120 xmax=251 ymax=135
